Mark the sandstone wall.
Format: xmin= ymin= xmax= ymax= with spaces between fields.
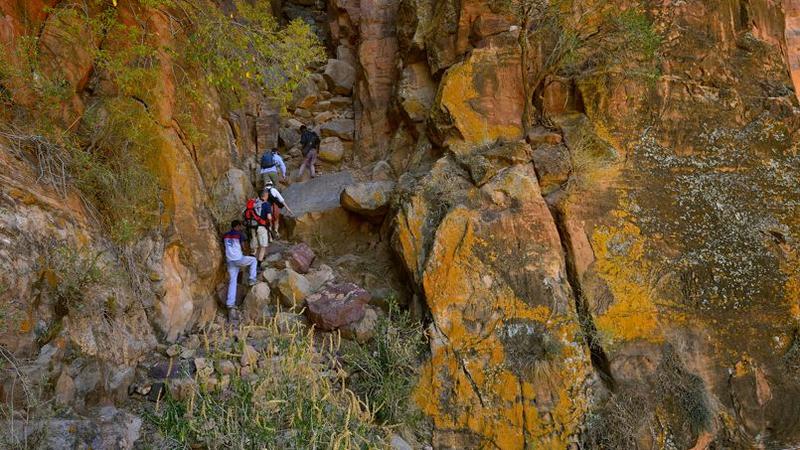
xmin=0 ymin=0 xmax=263 ymax=412
xmin=373 ymin=0 xmax=800 ymax=447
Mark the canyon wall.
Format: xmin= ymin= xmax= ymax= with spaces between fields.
xmin=2 ymin=0 xmax=800 ymax=448
xmin=0 ymin=0 xmax=265 ymax=412
xmin=330 ymin=0 xmax=800 ymax=447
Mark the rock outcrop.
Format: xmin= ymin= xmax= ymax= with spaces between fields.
xmin=393 ymin=147 xmax=593 ymax=448
xmin=385 ymin=0 xmax=800 ymax=447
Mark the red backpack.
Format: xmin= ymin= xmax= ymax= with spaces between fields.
xmin=243 ymin=198 xmax=267 ymax=227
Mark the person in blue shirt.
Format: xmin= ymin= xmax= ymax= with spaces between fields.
xmin=223 ymin=220 xmax=257 ymax=317
xmin=259 ymin=147 xmax=287 ymax=189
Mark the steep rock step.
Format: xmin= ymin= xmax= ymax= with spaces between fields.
xmin=282 ymin=171 xmax=355 ymax=243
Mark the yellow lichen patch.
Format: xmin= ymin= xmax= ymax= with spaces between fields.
xmin=591 ymin=214 xmax=664 ymax=344
xmin=439 ymin=48 xmax=523 ymax=146
xmin=393 ymin=194 xmax=428 ymax=283
xmin=415 ymin=206 xmax=591 ymax=448
xmin=778 ymin=242 xmax=800 ymax=322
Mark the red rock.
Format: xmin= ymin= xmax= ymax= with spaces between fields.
xmin=304 ymin=283 xmax=371 ymax=330
xmin=287 ymin=243 xmax=316 ymax=274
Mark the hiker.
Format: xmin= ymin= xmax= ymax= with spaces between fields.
xmin=262 ymin=180 xmax=293 ymax=239
xmin=259 ymin=147 xmax=287 ymax=189
xmin=243 ymin=197 xmax=270 ymax=270
xmin=223 ymin=220 xmax=257 ymax=318
xmin=296 ymin=125 xmax=320 ymax=180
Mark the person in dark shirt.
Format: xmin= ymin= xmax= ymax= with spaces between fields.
xmin=297 ymin=125 xmax=320 ymax=180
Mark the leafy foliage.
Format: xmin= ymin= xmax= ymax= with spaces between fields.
xmin=73 ymin=98 xmax=162 ymax=243
xmin=40 ymin=244 xmax=103 ymax=314
xmin=174 ymin=0 xmax=325 ymax=107
xmin=0 ymin=0 xmax=324 ymax=243
xmin=496 ymin=0 xmax=662 ymax=124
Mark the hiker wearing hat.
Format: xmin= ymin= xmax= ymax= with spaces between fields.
xmin=261 ymin=180 xmax=293 ymax=239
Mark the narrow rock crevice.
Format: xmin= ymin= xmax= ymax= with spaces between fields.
xmin=549 ymin=203 xmax=615 ymax=390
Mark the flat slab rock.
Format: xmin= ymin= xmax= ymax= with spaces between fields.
xmin=282 ymin=171 xmax=354 ymax=217
xmin=305 ymin=283 xmax=372 ymax=331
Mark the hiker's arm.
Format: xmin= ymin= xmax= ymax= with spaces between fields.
xmin=278 ymin=156 xmax=287 ymax=178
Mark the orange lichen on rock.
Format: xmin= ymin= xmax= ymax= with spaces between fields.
xmin=412 ymin=199 xmax=591 ymax=448
xmin=591 ymin=213 xmax=664 ymax=344
xmin=438 ymin=47 xmax=524 ymax=146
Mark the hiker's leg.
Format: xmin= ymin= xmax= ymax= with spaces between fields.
xmin=272 ymin=203 xmax=281 ymax=233
xmin=268 ymin=171 xmax=278 ymax=185
xmin=309 ymin=151 xmax=317 ymax=177
xmin=297 ymin=160 xmax=307 ymax=179
xmin=261 ymin=173 xmax=271 ymax=191
xmin=256 ymin=226 xmax=269 ymax=260
xmin=226 ymin=263 xmax=240 ymax=308
xmin=240 ymin=255 xmax=258 ymax=282
xmin=249 ymin=228 xmax=258 ymax=255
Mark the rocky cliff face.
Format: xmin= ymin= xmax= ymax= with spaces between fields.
xmin=0 ymin=0 xmax=266 ymax=417
xmin=2 ymin=0 xmax=800 ymax=448
xmin=347 ymin=0 xmax=800 ymax=447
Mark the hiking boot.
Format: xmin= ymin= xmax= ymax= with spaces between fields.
xmin=246 ymin=278 xmax=257 ymax=287
xmin=227 ymin=307 xmax=240 ymax=322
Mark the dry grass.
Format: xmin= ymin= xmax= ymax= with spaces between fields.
xmin=147 ymin=314 xmax=393 ymax=449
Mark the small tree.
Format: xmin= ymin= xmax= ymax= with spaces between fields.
xmin=497 ymin=0 xmax=661 ymax=129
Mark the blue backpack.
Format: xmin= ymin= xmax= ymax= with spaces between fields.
xmin=260 ymin=151 xmax=276 ymax=169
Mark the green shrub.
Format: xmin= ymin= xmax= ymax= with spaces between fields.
xmin=2 ymin=0 xmax=324 ymax=244
xmin=40 ymin=245 xmax=103 ymax=315
xmin=176 ymin=0 xmax=325 ymax=108
xmin=73 ymin=98 xmax=161 ymax=244
xmin=341 ymin=299 xmax=427 ymax=427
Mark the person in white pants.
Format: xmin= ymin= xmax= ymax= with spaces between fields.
xmin=223 ymin=220 xmax=257 ymax=317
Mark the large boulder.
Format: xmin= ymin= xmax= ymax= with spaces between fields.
xmin=323 ymin=59 xmax=356 ymax=95
xmin=319 ymin=137 xmax=345 ymax=163
xmin=281 ymin=171 xmax=358 ymax=244
xmin=320 ymin=119 xmax=355 ymax=141
xmin=306 ymin=264 xmax=335 ymax=292
xmin=336 ymin=45 xmax=357 ymax=67
xmin=275 ymin=269 xmax=312 ymax=309
xmin=340 ymin=181 xmax=396 ymax=217
xmin=290 ymin=77 xmax=319 ymax=110
xmin=305 ymin=283 xmax=371 ymax=330
xmin=283 ymin=171 xmax=354 ymax=217
xmin=392 ymin=149 xmax=592 ymax=448
xmin=243 ymin=282 xmax=272 ymax=322
xmin=430 ymin=46 xmax=524 ymax=147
